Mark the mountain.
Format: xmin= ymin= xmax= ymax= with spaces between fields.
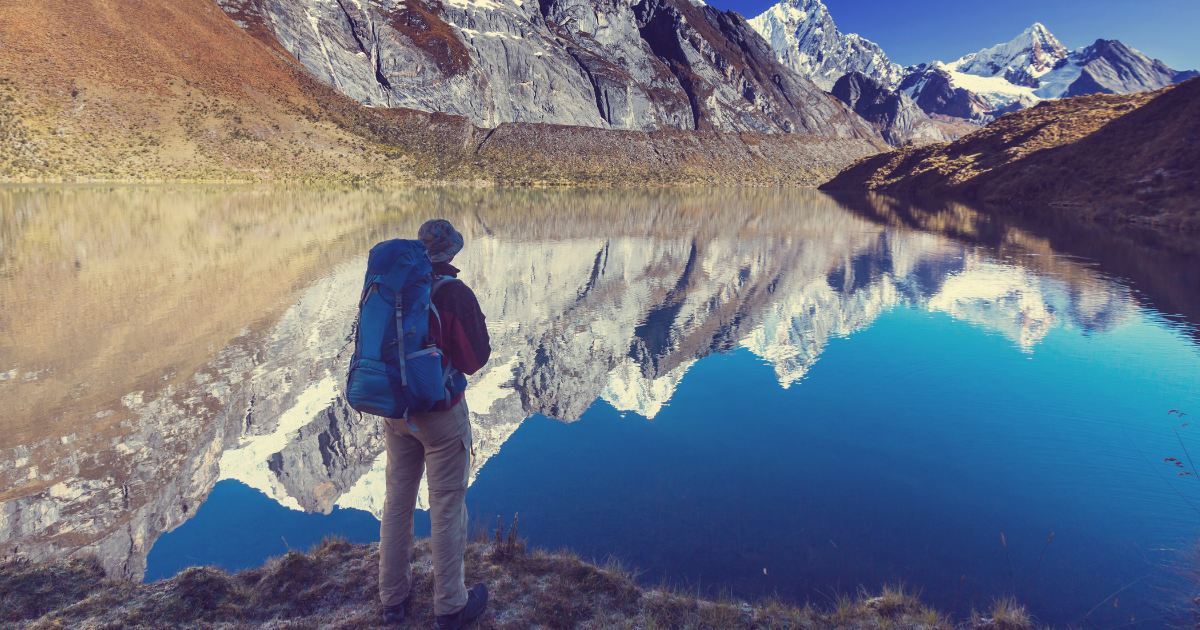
xmin=821 ymin=78 xmax=1200 ymax=229
xmin=748 ymin=2 xmax=1198 ymax=122
xmin=0 ymin=0 xmax=884 ymax=186
xmin=896 ymin=66 xmax=995 ymax=121
xmin=748 ymin=0 xmax=902 ymax=91
xmin=1064 ymin=39 xmax=1200 ymax=97
xmin=951 ymin=23 xmax=1066 ymax=88
xmin=830 ymin=72 xmax=948 ymax=145
xmin=216 ymin=0 xmax=878 ymax=137
xmin=903 ymin=24 xmax=1198 ymax=116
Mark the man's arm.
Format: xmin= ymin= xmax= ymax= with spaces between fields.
xmin=438 ymin=283 xmax=491 ymax=375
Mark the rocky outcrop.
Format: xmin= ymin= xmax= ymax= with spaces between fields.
xmin=268 ymin=399 xmax=385 ymax=514
xmin=748 ymin=0 xmax=902 ymax=91
xmin=831 ymin=72 xmax=947 ymax=146
xmin=897 ymin=65 xmax=994 ymax=121
xmin=216 ymin=0 xmax=878 ymax=138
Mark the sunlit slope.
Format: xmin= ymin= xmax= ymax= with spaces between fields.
xmin=821 ymin=78 xmax=1200 ymax=228
xmin=0 ymin=0 xmax=882 ymax=184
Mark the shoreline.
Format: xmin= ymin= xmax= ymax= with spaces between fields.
xmin=1 ymin=537 xmax=1034 ymax=630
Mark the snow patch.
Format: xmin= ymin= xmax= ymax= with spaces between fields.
xmin=218 ymin=377 xmax=339 ymax=511
xmin=466 ymin=356 xmax=518 ymax=416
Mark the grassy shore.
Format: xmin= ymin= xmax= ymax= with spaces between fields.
xmin=1 ymin=536 xmax=1037 ymax=630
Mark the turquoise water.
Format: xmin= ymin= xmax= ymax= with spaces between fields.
xmin=3 ymin=186 xmax=1198 ymax=629
xmin=150 ymin=274 xmax=1200 ymax=628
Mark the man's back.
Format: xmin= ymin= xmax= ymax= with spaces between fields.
xmin=430 ymin=260 xmax=490 ymax=379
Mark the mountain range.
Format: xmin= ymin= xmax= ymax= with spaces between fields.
xmin=210 ymin=0 xmax=1194 ymax=148
xmin=0 ymin=0 xmax=887 ymax=186
xmin=749 ymin=0 xmax=1197 ymax=126
xmin=215 ymin=0 xmax=876 ymax=137
xmin=0 ymin=0 xmax=1194 ymax=189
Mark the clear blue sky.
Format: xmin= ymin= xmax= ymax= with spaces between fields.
xmin=720 ymin=0 xmax=1200 ymax=71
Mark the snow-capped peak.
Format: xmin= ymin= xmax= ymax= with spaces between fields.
xmin=749 ymin=0 xmax=902 ymax=91
xmin=948 ymin=23 xmax=1068 ymax=87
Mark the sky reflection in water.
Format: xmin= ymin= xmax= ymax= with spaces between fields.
xmin=2 ymin=186 xmax=1198 ymax=629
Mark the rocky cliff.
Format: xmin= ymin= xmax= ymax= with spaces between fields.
xmin=748 ymin=0 xmax=901 ymax=91
xmin=0 ymin=0 xmax=883 ymax=185
xmin=215 ymin=0 xmax=878 ymax=137
xmin=831 ymin=72 xmax=947 ymax=146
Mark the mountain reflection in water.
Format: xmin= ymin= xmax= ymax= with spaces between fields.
xmin=1 ymin=186 xmax=1197 ymax=626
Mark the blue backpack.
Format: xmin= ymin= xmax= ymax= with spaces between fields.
xmin=345 ymin=239 xmax=464 ymax=420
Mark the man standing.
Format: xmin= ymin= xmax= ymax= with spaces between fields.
xmin=378 ymin=219 xmax=491 ymax=629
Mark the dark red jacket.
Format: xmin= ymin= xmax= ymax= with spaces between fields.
xmin=428 ymin=261 xmax=491 ymax=410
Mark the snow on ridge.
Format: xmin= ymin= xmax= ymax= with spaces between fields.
xmin=749 ymin=0 xmax=902 ymax=91
xmin=217 ymin=377 xmax=339 ymax=511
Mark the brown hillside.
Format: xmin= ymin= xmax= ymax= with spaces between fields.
xmin=0 ymin=0 xmax=882 ymax=185
xmin=821 ymin=78 xmax=1200 ymax=229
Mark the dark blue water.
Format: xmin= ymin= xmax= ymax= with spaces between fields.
xmin=150 ymin=304 xmax=1200 ymax=628
xmin=144 ymin=480 xmax=428 ymax=581
xmin=8 ymin=187 xmax=1197 ymax=629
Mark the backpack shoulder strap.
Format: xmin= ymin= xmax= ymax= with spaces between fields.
xmin=430 ymin=275 xmax=463 ymax=298
xmin=428 ymin=276 xmax=463 ymax=328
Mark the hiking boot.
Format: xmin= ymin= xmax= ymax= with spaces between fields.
xmin=381 ymin=594 xmax=410 ymax=625
xmin=434 ymin=583 xmax=488 ymax=630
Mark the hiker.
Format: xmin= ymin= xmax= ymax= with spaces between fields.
xmin=377 ymin=219 xmax=492 ymax=628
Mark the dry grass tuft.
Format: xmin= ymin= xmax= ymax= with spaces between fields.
xmin=0 ymin=541 xmax=1039 ymax=630
xmin=0 ymin=555 xmax=107 ymax=623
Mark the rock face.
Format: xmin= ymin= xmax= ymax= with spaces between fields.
xmin=922 ymin=24 xmax=1198 ymax=114
xmin=1065 ymin=39 xmax=1200 ymax=97
xmin=748 ymin=0 xmax=901 ymax=91
xmin=897 ymin=65 xmax=994 ymax=121
xmin=748 ymin=3 xmax=1198 ymax=122
xmin=951 ymin=23 xmax=1067 ymax=88
xmin=831 ymin=72 xmax=947 ymax=145
xmin=217 ymin=0 xmax=877 ymax=137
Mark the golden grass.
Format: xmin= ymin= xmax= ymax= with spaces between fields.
xmin=822 ymin=78 xmax=1200 ymax=230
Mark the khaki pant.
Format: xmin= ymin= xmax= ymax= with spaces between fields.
xmin=378 ymin=401 xmax=473 ymax=616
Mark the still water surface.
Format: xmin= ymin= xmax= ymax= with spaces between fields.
xmin=2 ymin=186 xmax=1199 ymax=628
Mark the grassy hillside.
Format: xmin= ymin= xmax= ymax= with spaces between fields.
xmin=1 ymin=536 xmax=1033 ymax=630
xmin=0 ymin=0 xmax=882 ymax=186
xmin=821 ymin=78 xmax=1200 ymax=229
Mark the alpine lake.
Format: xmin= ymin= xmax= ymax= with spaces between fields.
xmin=2 ymin=185 xmax=1199 ymax=629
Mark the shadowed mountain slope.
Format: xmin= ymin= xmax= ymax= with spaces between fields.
xmin=821 ymin=78 xmax=1200 ymax=229
xmin=831 ymin=72 xmax=947 ymax=146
